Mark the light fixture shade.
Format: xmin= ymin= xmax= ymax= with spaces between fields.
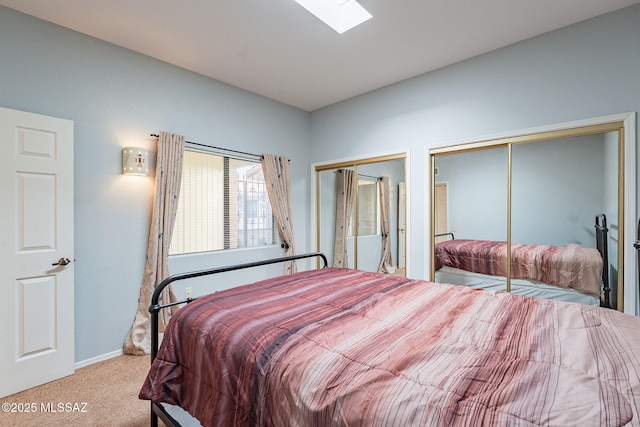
xmin=122 ymin=147 xmax=149 ymax=175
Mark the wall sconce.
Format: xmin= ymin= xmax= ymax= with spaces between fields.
xmin=122 ymin=147 xmax=149 ymax=176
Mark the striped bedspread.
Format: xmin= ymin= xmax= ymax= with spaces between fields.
xmin=435 ymin=239 xmax=603 ymax=296
xmin=139 ymin=268 xmax=640 ymax=426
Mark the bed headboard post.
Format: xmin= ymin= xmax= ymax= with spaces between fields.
xmin=150 ymin=303 xmax=160 ymax=362
xmin=149 ymin=304 xmax=158 ymax=427
xmin=595 ymin=214 xmax=611 ymax=308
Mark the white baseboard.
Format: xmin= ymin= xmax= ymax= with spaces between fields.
xmin=74 ymin=349 xmax=123 ymax=369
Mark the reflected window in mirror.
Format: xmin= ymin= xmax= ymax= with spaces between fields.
xmin=349 ymin=177 xmax=379 ymax=237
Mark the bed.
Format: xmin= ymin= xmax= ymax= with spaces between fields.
xmin=140 ymin=252 xmax=640 ymax=427
xmin=434 ymin=215 xmax=611 ymax=308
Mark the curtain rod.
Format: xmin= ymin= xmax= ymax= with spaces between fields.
xmin=150 ymin=134 xmax=261 ymax=160
xmin=335 ymin=170 xmax=378 ymax=180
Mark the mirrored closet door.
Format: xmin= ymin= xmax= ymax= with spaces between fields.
xmin=430 ymin=120 xmax=629 ymax=311
xmin=316 ymin=154 xmax=407 ymax=276
xmin=433 ymin=146 xmax=508 ymax=293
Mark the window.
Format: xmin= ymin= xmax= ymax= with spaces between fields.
xmin=349 ymin=178 xmax=379 ymax=237
xmin=169 ymin=150 xmax=275 ymax=255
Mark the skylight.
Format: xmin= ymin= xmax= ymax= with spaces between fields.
xmin=294 ymin=0 xmax=372 ymax=34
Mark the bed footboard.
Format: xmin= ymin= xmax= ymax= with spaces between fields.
xmin=148 ymin=251 xmax=328 ymax=427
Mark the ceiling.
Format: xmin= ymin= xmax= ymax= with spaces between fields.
xmin=2 ymin=0 xmax=639 ymax=111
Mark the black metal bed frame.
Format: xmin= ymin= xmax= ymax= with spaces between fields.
xmin=594 ymin=214 xmax=611 ymax=308
xmin=434 ymin=232 xmax=455 ymax=240
xmin=634 ymin=218 xmax=640 ymax=314
xmin=148 ymin=252 xmax=328 ymax=427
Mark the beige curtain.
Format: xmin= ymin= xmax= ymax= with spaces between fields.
xmin=124 ymin=131 xmax=185 ymax=355
xmin=377 ymin=176 xmax=396 ymax=274
xmin=333 ymin=169 xmax=355 ymax=268
xmin=261 ymin=154 xmax=297 ymax=274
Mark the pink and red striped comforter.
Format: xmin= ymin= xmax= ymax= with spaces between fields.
xmin=435 ymin=239 xmax=603 ymax=296
xmin=139 ymin=268 xmax=640 ymax=426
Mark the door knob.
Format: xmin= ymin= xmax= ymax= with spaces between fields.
xmin=52 ymin=257 xmax=71 ymax=266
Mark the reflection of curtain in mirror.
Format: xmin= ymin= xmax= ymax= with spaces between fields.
xmin=378 ymin=176 xmax=395 ymax=274
xmin=333 ymin=169 xmax=354 ymax=268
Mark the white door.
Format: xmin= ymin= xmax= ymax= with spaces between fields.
xmin=434 ymin=183 xmax=448 ymax=243
xmin=0 ymin=107 xmax=74 ymax=397
xmin=397 ymin=182 xmax=406 ymax=269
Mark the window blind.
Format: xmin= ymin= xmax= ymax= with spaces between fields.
xmin=169 ymin=150 xmax=275 ymax=255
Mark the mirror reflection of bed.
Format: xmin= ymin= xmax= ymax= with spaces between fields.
xmin=431 ymin=125 xmax=622 ymax=309
xmin=434 ymin=224 xmax=607 ymax=307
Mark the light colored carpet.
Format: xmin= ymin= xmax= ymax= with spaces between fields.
xmin=0 ymin=354 xmax=155 ymax=427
